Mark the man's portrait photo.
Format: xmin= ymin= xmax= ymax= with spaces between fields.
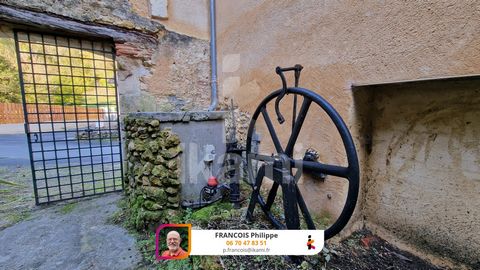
xmin=157 ymin=225 xmax=190 ymax=260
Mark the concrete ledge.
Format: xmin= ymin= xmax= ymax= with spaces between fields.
xmin=128 ymin=111 xmax=227 ymax=122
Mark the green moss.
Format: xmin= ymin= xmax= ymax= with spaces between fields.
xmin=188 ymin=203 xmax=233 ymax=225
xmin=142 ymin=162 xmax=154 ymax=176
xmin=0 ymin=179 xmax=25 ymax=187
xmin=148 ymin=140 xmax=160 ymax=153
xmin=1 ymin=193 xmax=21 ymax=204
xmin=164 ymin=134 xmax=181 ymax=148
xmin=154 ymin=155 xmax=165 ymax=165
xmin=144 ymin=200 xmax=163 ymax=211
xmin=163 ymin=177 xmax=180 ymax=187
xmin=191 ymin=256 xmax=223 ymax=270
xmin=161 ymin=145 xmax=182 ymax=159
xmin=300 ymin=209 xmax=332 ymax=230
xmin=6 ymin=211 xmax=31 ymax=224
xmin=165 ymin=187 xmax=177 ymax=195
xmin=167 ymin=210 xmax=184 ymax=224
xmin=141 ymin=149 xmax=155 ymax=162
xmin=152 ymin=165 xmax=168 ymax=178
xmin=107 ymin=209 xmax=125 ymax=225
xmin=140 ymin=186 xmax=167 ymax=201
xmin=165 ymin=159 xmax=177 ymax=170
xmin=133 ymin=139 xmax=146 ymax=152
xmin=59 ymin=202 xmax=77 ymax=214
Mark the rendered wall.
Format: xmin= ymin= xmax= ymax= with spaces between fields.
xmin=357 ymin=79 xmax=480 ymax=267
xmin=217 ymin=0 xmax=480 ymax=266
xmin=156 ymin=0 xmax=209 ymax=40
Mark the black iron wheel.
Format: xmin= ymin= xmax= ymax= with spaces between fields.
xmin=245 ymin=87 xmax=359 ymax=240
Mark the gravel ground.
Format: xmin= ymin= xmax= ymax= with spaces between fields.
xmin=0 ymin=165 xmax=141 ymax=270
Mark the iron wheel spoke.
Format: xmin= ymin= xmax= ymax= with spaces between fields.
xmin=292 ymin=159 xmax=349 ymax=179
xmin=261 ymin=107 xmax=284 ymax=153
xmin=282 ymin=178 xmax=300 ymax=229
xmin=246 ymin=164 xmax=266 ymax=221
xmin=285 ymin=98 xmax=312 ymax=156
xmin=264 ymin=182 xmax=279 ymax=210
xmin=247 ymin=153 xmax=275 ymax=163
xmin=296 ymin=185 xmax=316 ymax=229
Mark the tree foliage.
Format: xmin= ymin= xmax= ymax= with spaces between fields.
xmin=0 ymin=33 xmax=115 ymax=107
xmin=0 ymin=55 xmax=21 ymax=103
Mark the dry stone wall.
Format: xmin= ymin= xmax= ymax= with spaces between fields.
xmin=124 ymin=115 xmax=182 ymax=230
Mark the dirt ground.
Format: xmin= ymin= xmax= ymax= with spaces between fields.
xmin=202 ymin=210 xmax=448 ymax=270
xmin=0 ymin=166 xmax=459 ymax=270
xmin=0 ymin=165 xmax=141 ymax=269
xmin=0 ymin=165 xmax=33 ymax=229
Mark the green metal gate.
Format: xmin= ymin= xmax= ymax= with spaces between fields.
xmin=14 ymin=30 xmax=123 ymax=204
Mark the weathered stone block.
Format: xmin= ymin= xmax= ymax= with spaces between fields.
xmin=133 ymin=163 xmax=143 ymax=175
xmin=142 ymin=176 xmax=150 ymax=186
xmin=150 ymin=177 xmax=161 ymax=186
xmin=151 ymin=164 xmax=168 ymax=178
xmin=167 ymin=202 xmax=179 ymax=209
xmin=141 ymin=186 xmax=167 ymax=201
xmin=165 ymin=187 xmax=178 ymax=195
xmin=133 ymin=139 xmax=146 ymax=151
xmin=161 ymin=145 xmax=182 ymax=159
xmin=168 ymin=169 xmax=179 ymax=179
xmin=163 ymin=177 xmax=180 ymax=187
xmin=142 ymin=162 xmax=153 ymax=176
xmin=141 ymin=148 xmax=155 ymax=162
xmin=143 ymin=200 xmax=163 ymax=211
xmin=167 ymin=195 xmax=179 ymax=203
xmin=166 ymin=158 xmax=177 ymax=169
xmin=128 ymin=140 xmax=136 ymax=151
xmin=159 ymin=129 xmax=172 ymax=139
xmin=135 ymin=119 xmax=145 ymax=126
xmin=148 ymin=140 xmax=160 ymax=153
xmin=149 ymin=119 xmax=160 ymax=127
xmin=165 ymin=134 xmax=180 ymax=148
xmin=154 ymin=154 xmax=165 ymax=165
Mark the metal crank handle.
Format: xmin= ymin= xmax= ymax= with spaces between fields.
xmin=274 ymin=65 xmax=304 ymax=124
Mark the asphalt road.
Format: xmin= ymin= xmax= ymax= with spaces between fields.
xmin=0 ymin=131 xmax=121 ymax=167
xmin=0 ymin=133 xmax=30 ymax=166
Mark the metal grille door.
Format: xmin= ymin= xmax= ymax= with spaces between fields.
xmin=14 ymin=30 xmax=123 ymax=204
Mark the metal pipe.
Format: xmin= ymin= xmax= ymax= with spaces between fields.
xmin=208 ymin=0 xmax=218 ymax=111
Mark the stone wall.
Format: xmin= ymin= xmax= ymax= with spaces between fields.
xmin=123 ymin=116 xmax=182 ymax=230
xmin=0 ymin=0 xmax=161 ymax=33
xmin=0 ymin=0 xmax=212 ymax=113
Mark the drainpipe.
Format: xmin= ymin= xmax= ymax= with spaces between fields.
xmin=208 ymin=0 xmax=218 ymax=111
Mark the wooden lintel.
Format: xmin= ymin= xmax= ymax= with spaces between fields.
xmin=0 ymin=4 xmax=158 ymax=45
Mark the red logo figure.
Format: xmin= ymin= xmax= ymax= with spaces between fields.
xmin=307 ymin=235 xmax=315 ymax=250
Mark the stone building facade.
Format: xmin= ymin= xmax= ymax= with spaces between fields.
xmin=0 ymin=0 xmax=478 ymax=268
